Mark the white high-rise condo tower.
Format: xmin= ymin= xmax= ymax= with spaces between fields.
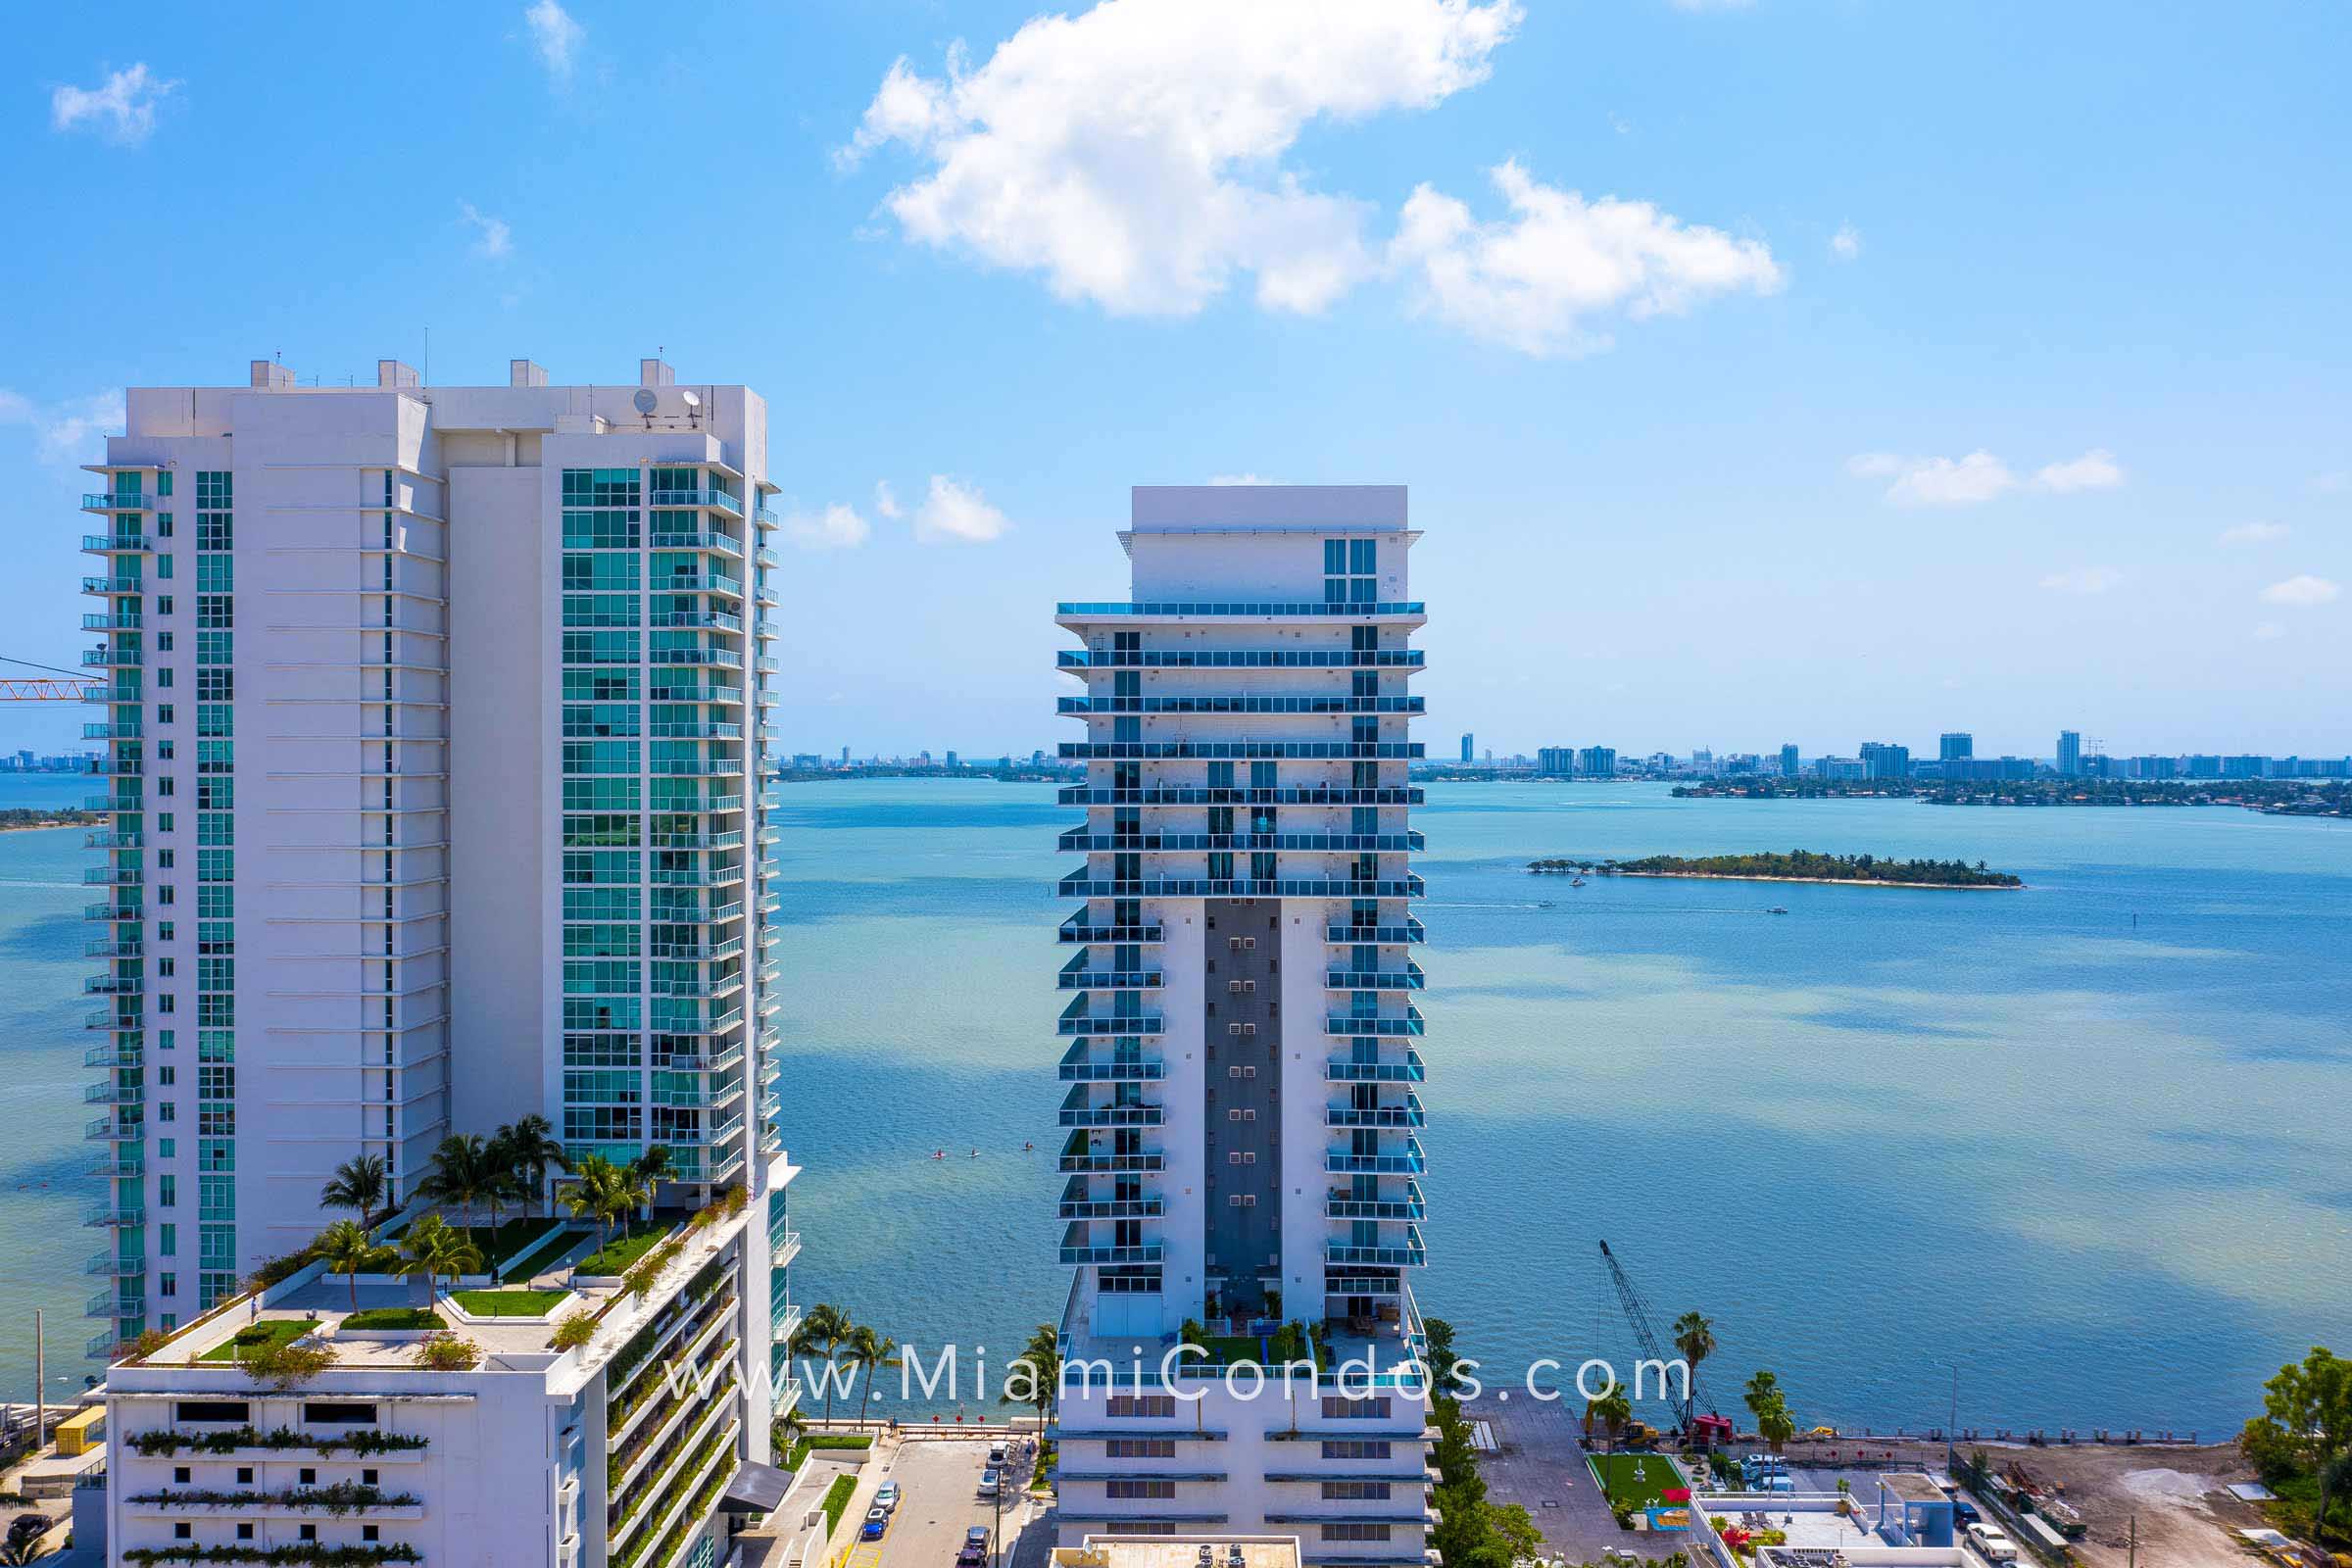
xmin=1051 ymin=486 xmax=1435 ymax=1564
xmin=79 ymin=358 xmax=801 ymax=1565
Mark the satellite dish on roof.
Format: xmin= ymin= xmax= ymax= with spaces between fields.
xmin=632 ymin=388 xmax=659 ymax=416
xmin=678 ymin=388 xmax=702 ymax=412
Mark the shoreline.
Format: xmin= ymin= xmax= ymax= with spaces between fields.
xmin=1565 ymin=869 xmax=2021 ymax=890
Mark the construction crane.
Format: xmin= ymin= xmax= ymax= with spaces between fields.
xmin=0 ymin=655 xmax=99 ymax=701
xmin=1598 ymin=1239 xmax=1708 ymax=1426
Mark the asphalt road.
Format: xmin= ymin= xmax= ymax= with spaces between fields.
xmin=875 ymin=1438 xmax=1041 ymax=1568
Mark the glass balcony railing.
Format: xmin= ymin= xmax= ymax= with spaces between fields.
xmin=1327 ymin=1233 xmax=1428 ymax=1268
xmin=1326 ymin=1182 xmax=1427 ymax=1221
xmin=1055 ymin=1144 xmax=1164 ymax=1174
xmin=1057 ymin=1102 xmax=1164 ymax=1129
xmin=82 ymin=612 xmax=142 ymax=632
xmin=651 ymin=573 xmax=744 ymax=597
xmin=1056 ymin=959 xmax=1165 ymax=990
xmin=84 ymin=901 xmax=144 ymax=922
xmin=647 ymin=528 xmax=745 ymax=555
xmin=81 ymin=492 xmax=156 ymax=513
xmin=84 ymin=1199 xmax=145 ymax=1228
xmin=82 ymin=532 xmax=155 ymax=554
xmin=1326 ymin=966 xmax=1426 ymax=990
xmin=1325 ymin=1010 xmax=1426 ymax=1038
xmin=1060 ymin=741 xmax=1422 ymax=761
xmin=1056 ymin=601 xmax=1425 ymax=618
xmin=1058 ymin=916 xmax=1164 ymax=944
xmin=81 ymin=647 xmax=140 ymax=669
xmin=81 ymin=576 xmax=146 ymax=596
xmin=1058 ymin=1239 xmax=1164 ymax=1266
xmin=84 ymin=971 xmax=143 ymax=994
xmin=1326 ymin=1051 xmax=1425 ymax=1084
xmin=1325 ymin=1100 xmax=1426 ymax=1129
xmin=1325 ymin=1139 xmax=1425 ymax=1175
xmin=84 ymin=1041 xmax=144 ymax=1069
xmin=1055 ymin=1192 xmax=1164 ymax=1220
xmin=649 ymin=488 xmax=745 ymax=515
xmin=1324 ymin=920 xmax=1426 ymax=944
xmin=1057 ymin=648 xmax=1425 ymax=669
xmin=1057 ymin=696 xmax=1424 ymax=716
xmin=1056 ymin=831 xmax=1421 ymax=853
xmin=1057 ymin=1001 xmax=1164 ymax=1036
xmin=1059 ymin=785 xmax=1424 ymax=808
xmin=84 ymin=1080 xmax=143 ymax=1105
xmin=1059 ymin=874 xmax=1423 ymax=900
xmin=84 ymin=1116 xmax=141 ymax=1142
xmin=1058 ymin=1049 xmax=1166 ymax=1082
xmin=84 ymin=1250 xmax=146 ymax=1278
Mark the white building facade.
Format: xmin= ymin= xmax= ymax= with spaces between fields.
xmin=77 ymin=358 xmax=792 ymax=1395
xmin=1050 ymin=487 xmax=1436 ymax=1567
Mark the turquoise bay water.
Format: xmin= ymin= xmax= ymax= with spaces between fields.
xmin=2 ymin=775 xmax=2347 ymax=1434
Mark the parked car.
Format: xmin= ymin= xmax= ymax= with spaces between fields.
xmin=9 ymin=1515 xmax=48 ymax=1542
xmin=1965 ymin=1523 xmax=2019 ymax=1564
xmin=967 ymin=1528 xmax=993 ymax=1550
xmin=989 ymin=1445 xmax=1006 ymax=1464
xmin=978 ymin=1469 xmax=1001 ymax=1496
xmin=957 ymin=1548 xmax=987 ymax=1568
xmin=875 ymin=1481 xmax=901 ymax=1512
xmin=1952 ymin=1500 xmax=1982 ymax=1527
xmin=861 ymin=1507 xmax=890 ymax=1541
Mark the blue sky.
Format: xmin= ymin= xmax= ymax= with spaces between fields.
xmin=5 ymin=1 xmax=2348 ymax=760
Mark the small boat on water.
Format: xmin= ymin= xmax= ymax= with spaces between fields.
xmin=1766 ymin=906 xmax=1788 ymax=915
xmin=1569 ymin=876 xmax=1587 ymax=887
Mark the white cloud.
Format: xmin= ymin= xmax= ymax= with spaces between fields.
xmin=914 ymin=475 xmax=1009 ymax=543
xmin=51 ymin=64 xmax=175 ymax=145
xmin=524 ymin=0 xmax=584 ymax=81
xmin=2038 ymin=565 xmax=2122 ymax=596
xmin=1845 ymin=447 xmax=2124 ymax=506
xmin=1390 ymin=159 xmax=1782 ymax=356
xmin=1829 ymin=223 xmax=1860 ymax=261
xmin=873 ymin=480 xmax=903 ymax=519
xmin=1846 ymin=450 xmax=2016 ymax=507
xmin=2260 ymin=574 xmax=2341 ymax=608
xmin=457 ymin=201 xmax=513 ymax=260
xmin=2033 ymin=448 xmax=2124 ymax=493
xmin=782 ymin=503 xmax=872 ymax=551
xmin=2310 ymin=470 xmax=2349 ymax=496
xmin=841 ymin=0 xmax=1521 ymax=317
xmin=2219 ymin=521 xmax=2288 ymax=547
xmin=0 ymin=388 xmax=123 ymax=463
xmin=2252 ymin=621 xmax=2286 ymax=642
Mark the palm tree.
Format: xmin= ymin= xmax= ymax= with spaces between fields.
xmin=1743 ymin=1369 xmax=1781 ymax=1420
xmin=1756 ymin=1394 xmax=1795 ymax=1455
xmin=418 ymin=1134 xmax=493 ymax=1228
xmin=1589 ymin=1384 xmax=1634 ymax=1455
xmin=0 ymin=1517 xmax=48 ymax=1567
xmin=629 ymin=1144 xmax=674 ymax=1214
xmin=790 ymin=1302 xmax=854 ymax=1431
xmin=319 ymin=1153 xmax=390 ymax=1237
xmin=316 ymin=1219 xmax=390 ymax=1312
xmin=1672 ymin=1310 xmax=1716 ymax=1431
xmin=1001 ymin=1322 xmax=1061 ymax=1428
xmin=482 ymin=1125 xmax=518 ymax=1229
xmin=846 ymin=1324 xmax=903 ymax=1430
xmin=505 ymin=1113 xmax=571 ymax=1218
xmin=397 ymin=1213 xmax=482 ymax=1307
xmin=774 ymin=1401 xmax=811 ymax=1463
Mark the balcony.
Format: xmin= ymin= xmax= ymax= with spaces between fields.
xmin=648 ymin=526 xmax=745 ymax=554
xmin=82 ymin=532 xmax=155 ymax=554
xmin=82 ymin=612 xmax=142 ymax=632
xmin=650 ymin=757 xmax=747 ymax=777
xmin=650 ymin=611 xmax=744 ymax=633
xmin=1056 ymin=1187 xmax=1164 ymax=1220
xmin=1325 ymin=1009 xmax=1426 ymax=1039
xmin=649 ymin=487 xmax=745 ymax=515
xmin=1056 ymin=1141 xmax=1164 ymax=1174
xmin=1325 ymin=921 xmax=1427 ymax=944
xmin=1060 ymin=874 xmax=1423 ymax=901
xmin=81 ymin=575 xmax=145 ymax=597
xmin=1057 ymin=648 xmax=1425 ymax=670
xmin=82 ymin=646 xmax=140 ymax=668
xmin=85 ymin=1251 xmax=146 ymax=1278
xmin=1057 ymin=957 xmax=1164 ymax=990
xmin=1326 ymin=1052 xmax=1425 ymax=1084
xmin=1326 ymin=966 xmax=1426 ymax=991
xmin=1060 ymin=741 xmax=1423 ymax=761
xmin=85 ymin=1115 xmax=141 ymax=1142
xmin=1058 ymin=1045 xmax=1165 ymax=1082
xmin=1058 ymin=1000 xmax=1163 ymax=1037
xmin=1061 ymin=785 xmax=1424 ymax=808
xmin=649 ymin=861 xmax=747 ymax=886
xmin=84 ymin=936 xmax=143 ymax=958
xmin=1056 ymin=831 xmax=1423 ymax=854
xmin=83 ymin=1041 xmax=143 ymax=1070
xmin=84 ymin=901 xmax=144 ymax=922
xmin=82 ymin=865 xmax=143 ymax=887
xmin=754 ymin=506 xmax=783 ymax=530
xmin=1327 ymin=1183 xmax=1427 ymax=1221
xmin=84 ymin=830 xmax=142 ymax=849
xmin=1322 ymin=1275 xmax=1405 ymax=1298
xmin=1326 ymin=1100 xmax=1426 ymax=1130
xmin=1058 ymin=696 xmax=1426 ymax=717
xmin=88 ymin=1152 xmax=145 ymax=1180
xmin=648 ymin=647 xmax=743 ymax=668
xmin=1058 ymin=915 xmax=1164 ymax=944
xmin=86 ymin=1287 xmax=140 ymax=1320
xmin=1059 ymin=1237 xmax=1165 ymax=1266
xmin=84 ymin=1199 xmax=146 ymax=1228
xmin=85 ymin=1080 xmax=144 ymax=1106
xmin=1325 ymin=1140 xmax=1425 ymax=1176
xmin=84 ymin=972 xmax=143 ymax=996
xmin=1056 ymin=600 xmax=1426 ymax=620
xmin=82 ymin=492 xmax=157 ymax=513
xmin=84 ymin=1006 xmax=141 ymax=1031
xmin=1328 ymin=1230 xmax=1428 ymax=1269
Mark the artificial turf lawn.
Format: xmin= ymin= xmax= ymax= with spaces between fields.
xmin=198 ymin=1319 xmax=314 ymax=1362
xmin=450 ymin=1288 xmax=570 ymax=1317
xmin=1588 ymin=1450 xmax=1687 ymax=1509
xmin=573 ymin=1222 xmax=669 ymax=1277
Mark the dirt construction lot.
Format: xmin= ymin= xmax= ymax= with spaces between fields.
xmin=1785 ymin=1437 xmax=2273 ymax=1568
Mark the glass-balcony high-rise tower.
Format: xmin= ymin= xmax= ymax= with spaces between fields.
xmin=1050 ymin=486 xmax=1435 ymax=1566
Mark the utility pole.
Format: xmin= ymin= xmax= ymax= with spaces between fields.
xmin=2128 ymin=1512 xmax=2136 ymax=1568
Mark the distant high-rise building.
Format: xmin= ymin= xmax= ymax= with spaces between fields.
xmin=1052 ymin=484 xmax=1432 ymax=1549
xmin=946 ymin=749 xmax=960 ymax=768
xmin=1576 ymin=745 xmax=1616 ymax=778
xmin=1779 ymin=743 xmax=1800 ymax=778
xmin=841 ymin=744 xmax=851 ymax=763
xmin=1460 ymin=731 xmax=1474 ymax=763
xmin=1860 ymin=742 xmax=1911 ymax=780
xmin=1537 ymin=746 xmax=1575 ymax=776
xmin=1939 ymin=732 xmax=1974 ymax=761
xmin=2056 ymin=730 xmax=2082 ymax=777
xmin=1691 ymin=747 xmax=1715 ymax=772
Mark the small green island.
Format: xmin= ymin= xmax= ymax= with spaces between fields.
xmin=1529 ymin=850 xmax=2023 ymax=888
xmin=0 ymin=807 xmax=102 ymax=833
